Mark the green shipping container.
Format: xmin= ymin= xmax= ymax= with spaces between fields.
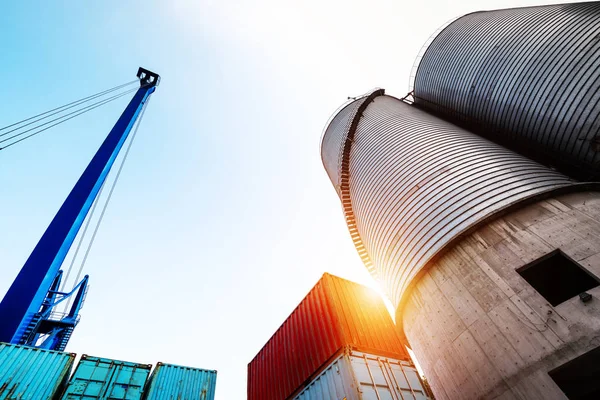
xmin=61 ymin=355 xmax=151 ymax=399
xmin=143 ymin=363 xmax=217 ymax=400
xmin=0 ymin=342 xmax=75 ymax=400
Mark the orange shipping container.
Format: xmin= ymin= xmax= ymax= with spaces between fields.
xmin=247 ymin=273 xmax=409 ymax=400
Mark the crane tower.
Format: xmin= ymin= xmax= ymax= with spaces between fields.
xmin=0 ymin=68 xmax=160 ymax=351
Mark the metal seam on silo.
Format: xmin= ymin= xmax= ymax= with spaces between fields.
xmin=336 ymin=89 xmax=386 ymax=281
xmin=321 ymin=100 xmax=365 ymax=191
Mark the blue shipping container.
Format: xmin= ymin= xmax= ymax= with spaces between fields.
xmin=143 ymin=363 xmax=217 ymax=400
xmin=0 ymin=342 xmax=75 ymax=400
xmin=61 ymin=355 xmax=151 ymax=399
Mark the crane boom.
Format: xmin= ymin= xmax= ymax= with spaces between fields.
xmin=0 ymin=68 xmax=159 ymax=349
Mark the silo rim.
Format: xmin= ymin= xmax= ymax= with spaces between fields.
xmin=318 ymin=89 xmax=383 ymax=169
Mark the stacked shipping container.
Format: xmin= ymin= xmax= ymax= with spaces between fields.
xmin=61 ymin=355 xmax=151 ymax=399
xmin=0 ymin=343 xmax=217 ymax=400
xmin=294 ymin=350 xmax=428 ymax=400
xmin=0 ymin=343 xmax=75 ymax=399
xmin=143 ymin=363 xmax=217 ymax=400
xmin=248 ymin=273 xmax=425 ymax=400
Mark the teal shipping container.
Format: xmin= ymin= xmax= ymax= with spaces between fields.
xmin=61 ymin=355 xmax=151 ymax=399
xmin=143 ymin=363 xmax=217 ymax=400
xmin=0 ymin=342 xmax=75 ymax=400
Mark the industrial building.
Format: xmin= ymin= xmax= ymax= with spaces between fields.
xmin=321 ymin=2 xmax=600 ymax=399
xmin=247 ymin=273 xmax=432 ymax=400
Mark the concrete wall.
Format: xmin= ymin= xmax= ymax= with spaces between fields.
xmin=401 ymin=192 xmax=600 ymax=399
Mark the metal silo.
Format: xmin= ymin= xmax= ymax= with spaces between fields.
xmin=321 ymin=90 xmax=600 ymax=399
xmin=412 ymin=2 xmax=600 ymax=181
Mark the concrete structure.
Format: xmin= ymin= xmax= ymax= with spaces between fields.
xmin=403 ymin=191 xmax=600 ymax=399
xmin=321 ymin=91 xmax=600 ymax=398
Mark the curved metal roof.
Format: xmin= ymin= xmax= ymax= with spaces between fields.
xmin=413 ymin=2 xmax=600 ymax=181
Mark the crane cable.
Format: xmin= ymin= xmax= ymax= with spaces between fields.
xmin=0 ymin=79 xmax=138 ymax=133
xmin=63 ymin=95 xmax=152 ymax=311
xmin=59 ymin=178 xmax=107 ymax=296
xmin=0 ymin=88 xmax=139 ymax=150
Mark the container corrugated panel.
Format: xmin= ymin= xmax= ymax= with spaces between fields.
xmin=413 ymin=2 xmax=600 ymax=180
xmin=294 ymin=350 xmax=430 ymax=400
xmin=321 ymin=93 xmax=584 ymax=308
xmin=0 ymin=342 xmax=75 ymax=400
xmin=247 ymin=273 xmax=409 ymax=400
xmin=143 ymin=363 xmax=216 ymax=400
xmin=61 ymin=355 xmax=151 ymax=400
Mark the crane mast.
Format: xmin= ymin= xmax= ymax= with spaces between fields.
xmin=0 ymin=68 xmax=159 ymax=350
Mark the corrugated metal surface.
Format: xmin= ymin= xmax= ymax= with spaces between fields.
xmin=62 ymin=355 xmax=151 ymax=400
xmin=0 ymin=342 xmax=75 ymax=400
xmin=321 ymin=93 xmax=583 ymax=307
xmin=413 ymin=2 xmax=600 ymax=180
xmin=321 ymin=97 xmax=368 ymax=191
xmin=294 ymin=350 xmax=429 ymax=400
xmin=294 ymin=350 xmax=359 ymax=400
xmin=321 ymin=90 xmax=385 ymax=278
xmin=247 ymin=273 xmax=408 ymax=400
xmin=143 ymin=363 xmax=216 ymax=400
xmin=407 ymin=15 xmax=461 ymax=93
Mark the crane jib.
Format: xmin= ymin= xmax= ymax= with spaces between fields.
xmin=0 ymin=68 xmax=160 ymax=348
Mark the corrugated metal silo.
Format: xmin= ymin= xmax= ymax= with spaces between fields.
xmin=321 ymin=91 xmax=582 ymax=307
xmin=321 ymin=89 xmax=600 ymax=399
xmin=413 ymin=2 xmax=600 ymax=180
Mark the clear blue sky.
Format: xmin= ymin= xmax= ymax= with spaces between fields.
xmin=0 ymin=1 xmax=569 ymax=398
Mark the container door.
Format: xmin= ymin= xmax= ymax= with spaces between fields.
xmin=293 ymin=355 xmax=360 ymax=400
xmin=63 ymin=360 xmax=113 ymax=398
xmin=350 ymin=355 xmax=395 ymax=400
xmin=388 ymin=361 xmax=428 ymax=400
xmin=105 ymin=365 xmax=147 ymax=399
xmin=349 ymin=353 xmax=430 ymax=400
xmin=62 ymin=359 xmax=149 ymax=400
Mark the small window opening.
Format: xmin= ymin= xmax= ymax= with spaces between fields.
xmin=516 ymin=249 xmax=599 ymax=306
xmin=549 ymin=345 xmax=600 ymax=399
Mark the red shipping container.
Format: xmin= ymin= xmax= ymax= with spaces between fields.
xmin=247 ymin=273 xmax=409 ymax=400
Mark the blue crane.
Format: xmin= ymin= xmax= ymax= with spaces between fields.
xmin=0 ymin=67 xmax=160 ymax=351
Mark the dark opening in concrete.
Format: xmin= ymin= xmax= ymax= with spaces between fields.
xmin=549 ymin=345 xmax=600 ymax=399
xmin=516 ymin=249 xmax=599 ymax=307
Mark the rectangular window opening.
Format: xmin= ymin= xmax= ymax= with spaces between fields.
xmin=549 ymin=346 xmax=600 ymax=399
xmin=516 ymin=249 xmax=599 ymax=306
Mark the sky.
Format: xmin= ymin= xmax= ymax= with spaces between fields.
xmin=0 ymin=1 xmax=574 ymax=398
